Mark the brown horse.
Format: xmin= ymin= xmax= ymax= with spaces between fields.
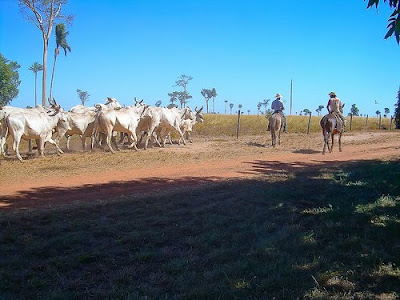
xmin=320 ymin=113 xmax=344 ymax=154
xmin=269 ymin=112 xmax=283 ymax=147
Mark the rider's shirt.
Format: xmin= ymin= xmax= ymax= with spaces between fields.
xmin=327 ymin=98 xmax=343 ymax=113
xmin=271 ymin=99 xmax=285 ymax=112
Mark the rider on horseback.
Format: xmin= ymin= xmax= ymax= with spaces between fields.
xmin=326 ymin=91 xmax=345 ymax=130
xmin=267 ymin=93 xmax=288 ymax=133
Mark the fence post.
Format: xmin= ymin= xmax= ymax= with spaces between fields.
xmin=378 ymin=114 xmax=382 ymax=129
xmin=390 ymin=115 xmax=393 ymax=130
xmin=349 ymin=114 xmax=353 ymax=131
xmin=236 ymin=110 xmax=241 ymax=139
xmin=365 ymin=115 xmax=368 ymax=129
xmin=307 ymin=112 xmax=312 ymax=134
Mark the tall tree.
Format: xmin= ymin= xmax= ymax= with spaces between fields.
xmin=201 ymin=89 xmax=212 ymax=113
xmin=376 ymin=110 xmax=381 ymax=117
xmin=303 ymin=108 xmax=311 ymax=115
xmin=49 ymin=23 xmax=71 ymax=100
xmin=366 ymin=0 xmax=400 ymax=43
xmin=257 ymin=102 xmax=262 ymax=115
xmin=395 ymin=86 xmax=400 ymax=128
xmin=261 ymin=99 xmax=270 ymax=115
xmin=0 ymin=54 xmax=21 ymax=106
xmin=211 ymin=88 xmax=217 ymax=113
xmin=19 ymin=0 xmax=73 ymax=106
xmin=168 ymin=91 xmax=179 ymax=107
xmin=350 ymin=104 xmax=360 ymax=116
xmin=28 ymin=61 xmax=43 ymax=106
xmin=174 ymin=74 xmax=193 ymax=108
xmin=76 ymin=89 xmax=89 ymax=105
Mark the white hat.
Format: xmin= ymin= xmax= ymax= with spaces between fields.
xmin=275 ymin=93 xmax=282 ymax=98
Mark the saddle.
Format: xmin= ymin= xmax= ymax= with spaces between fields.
xmin=330 ymin=112 xmax=343 ymax=132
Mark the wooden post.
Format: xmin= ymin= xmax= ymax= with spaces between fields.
xmin=290 ymin=79 xmax=293 ymax=115
xmin=378 ymin=114 xmax=382 ymax=129
xmin=365 ymin=115 xmax=368 ymax=129
xmin=349 ymin=114 xmax=353 ymax=131
xmin=307 ymin=112 xmax=312 ymax=134
xmin=236 ymin=110 xmax=241 ymax=139
xmin=390 ymin=115 xmax=393 ymax=130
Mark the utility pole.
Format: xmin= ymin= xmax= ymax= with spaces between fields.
xmin=290 ymin=79 xmax=293 ymax=115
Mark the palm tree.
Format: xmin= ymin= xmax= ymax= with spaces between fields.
xmin=384 ymin=107 xmax=390 ymax=117
xmin=229 ymin=103 xmax=234 ymax=114
xmin=316 ymin=105 xmax=324 ymax=116
xmin=201 ymin=89 xmax=212 ymax=113
xmin=211 ymin=88 xmax=217 ymax=113
xmin=28 ymin=62 xmax=43 ymax=106
xmin=49 ymin=23 xmax=71 ymax=102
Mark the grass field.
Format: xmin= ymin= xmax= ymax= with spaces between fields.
xmin=0 ymin=114 xmax=399 ymax=299
xmin=194 ymin=114 xmax=394 ymax=136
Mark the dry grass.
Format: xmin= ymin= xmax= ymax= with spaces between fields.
xmin=194 ymin=114 xmax=393 ymax=136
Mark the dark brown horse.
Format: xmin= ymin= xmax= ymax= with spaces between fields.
xmin=320 ymin=112 xmax=344 ymax=154
xmin=269 ymin=112 xmax=283 ymax=147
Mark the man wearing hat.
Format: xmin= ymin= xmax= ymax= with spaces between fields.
xmin=326 ymin=91 xmax=345 ymax=129
xmin=267 ymin=93 xmax=288 ymax=133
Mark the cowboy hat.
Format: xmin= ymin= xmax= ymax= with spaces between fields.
xmin=328 ymin=91 xmax=336 ymax=96
xmin=275 ymin=93 xmax=282 ymax=98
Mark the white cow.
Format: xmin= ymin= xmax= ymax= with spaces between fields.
xmin=140 ymin=106 xmax=194 ymax=150
xmin=92 ymin=104 xmax=149 ymax=153
xmin=70 ymin=97 xmax=122 ymax=113
xmin=55 ymin=110 xmax=97 ymax=151
xmin=3 ymin=103 xmax=68 ymax=161
xmin=0 ymin=105 xmax=49 ymax=155
xmin=178 ymin=106 xmax=204 ymax=144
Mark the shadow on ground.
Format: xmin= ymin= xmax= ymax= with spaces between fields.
xmin=0 ymin=158 xmax=399 ymax=299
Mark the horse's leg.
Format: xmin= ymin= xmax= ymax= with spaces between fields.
xmin=322 ymin=130 xmax=329 ymax=155
xmin=338 ymin=132 xmax=342 ymax=152
xmin=329 ymin=133 xmax=334 ymax=153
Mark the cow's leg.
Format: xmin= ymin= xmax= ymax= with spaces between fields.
xmin=81 ymin=135 xmax=87 ymax=151
xmin=175 ymin=127 xmax=186 ymax=145
xmin=188 ymin=131 xmax=193 ymax=143
xmin=0 ymin=123 xmax=7 ymax=156
xmin=13 ymin=134 xmax=23 ymax=162
xmin=28 ymin=139 xmax=33 ymax=154
xmin=45 ymin=135 xmax=64 ymax=155
xmin=66 ymin=134 xmax=72 ymax=151
xmin=144 ymin=126 xmax=157 ymax=150
xmin=106 ymin=129 xmax=116 ymax=154
xmin=127 ymin=131 xmax=139 ymax=151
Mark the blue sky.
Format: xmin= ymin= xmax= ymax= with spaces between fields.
xmin=1 ymin=0 xmax=399 ymax=116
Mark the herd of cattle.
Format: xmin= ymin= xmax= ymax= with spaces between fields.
xmin=0 ymin=98 xmax=204 ymax=162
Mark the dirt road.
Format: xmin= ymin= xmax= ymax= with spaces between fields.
xmin=1 ymin=131 xmax=399 ymax=210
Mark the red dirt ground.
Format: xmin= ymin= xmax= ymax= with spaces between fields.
xmin=1 ymin=131 xmax=399 ymax=210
